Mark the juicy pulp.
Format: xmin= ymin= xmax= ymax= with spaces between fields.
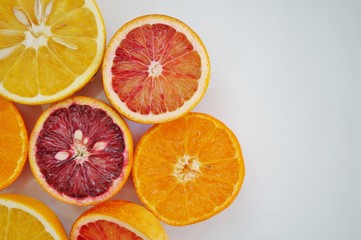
xmin=35 ymin=104 xmax=125 ymax=199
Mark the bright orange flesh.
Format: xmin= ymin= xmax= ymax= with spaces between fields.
xmin=0 ymin=96 xmax=28 ymax=190
xmin=133 ymin=112 xmax=245 ymax=226
xmin=70 ymin=200 xmax=168 ymax=240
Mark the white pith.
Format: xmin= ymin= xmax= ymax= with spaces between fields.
xmin=148 ymin=60 xmax=163 ymax=77
xmin=74 ymin=215 xmax=150 ymax=240
xmin=103 ymin=15 xmax=210 ymax=123
xmin=0 ymin=0 xmax=105 ymax=104
xmin=0 ymin=198 xmax=61 ymax=239
xmin=173 ymin=154 xmax=201 ymax=183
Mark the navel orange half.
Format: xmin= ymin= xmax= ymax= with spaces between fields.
xmin=70 ymin=200 xmax=168 ymax=240
xmin=0 ymin=0 xmax=105 ymax=105
xmin=0 ymin=96 xmax=28 ymax=191
xmin=103 ymin=14 xmax=210 ymax=124
xmin=133 ymin=112 xmax=245 ymax=226
xmin=28 ymin=96 xmax=133 ymax=206
xmin=0 ymin=193 xmax=67 ymax=239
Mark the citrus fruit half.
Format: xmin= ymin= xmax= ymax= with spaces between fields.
xmin=0 ymin=96 xmax=28 ymax=190
xmin=70 ymin=199 xmax=168 ymax=240
xmin=103 ymin=14 xmax=210 ymax=124
xmin=28 ymin=96 xmax=133 ymax=206
xmin=0 ymin=193 xmax=67 ymax=239
xmin=133 ymin=112 xmax=245 ymax=226
xmin=0 ymin=0 xmax=105 ymax=105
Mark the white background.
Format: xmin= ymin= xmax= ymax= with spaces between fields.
xmin=4 ymin=0 xmax=361 ymax=239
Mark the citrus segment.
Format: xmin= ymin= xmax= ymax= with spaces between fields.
xmin=0 ymin=193 xmax=67 ymax=239
xmin=103 ymin=14 xmax=210 ymax=123
xmin=37 ymin=46 xmax=75 ymax=95
xmin=0 ymin=0 xmax=105 ymax=104
xmin=29 ymin=96 xmax=133 ymax=206
xmin=0 ymin=96 xmax=28 ymax=190
xmin=133 ymin=112 xmax=245 ymax=225
xmin=47 ymin=36 xmax=97 ymax=75
xmin=46 ymin=0 xmax=85 ymax=25
xmin=70 ymin=200 xmax=168 ymax=240
xmin=0 ymin=33 xmax=25 ymax=48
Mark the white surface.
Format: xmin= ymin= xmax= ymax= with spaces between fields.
xmin=3 ymin=0 xmax=361 ymax=239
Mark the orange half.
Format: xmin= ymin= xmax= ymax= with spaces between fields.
xmin=133 ymin=112 xmax=245 ymax=225
xmin=0 ymin=0 xmax=105 ymax=104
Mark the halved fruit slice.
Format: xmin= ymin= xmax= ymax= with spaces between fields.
xmin=28 ymin=96 xmax=133 ymax=206
xmin=133 ymin=112 xmax=245 ymax=226
xmin=103 ymin=14 xmax=210 ymax=123
xmin=0 ymin=0 xmax=105 ymax=105
xmin=0 ymin=96 xmax=28 ymax=190
xmin=0 ymin=193 xmax=67 ymax=239
xmin=70 ymin=200 xmax=168 ymax=240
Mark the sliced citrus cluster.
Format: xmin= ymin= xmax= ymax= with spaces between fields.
xmin=0 ymin=193 xmax=67 ymax=239
xmin=0 ymin=96 xmax=28 ymax=190
xmin=133 ymin=112 xmax=245 ymax=226
xmin=1 ymin=5 xmax=245 ymax=237
xmin=103 ymin=14 xmax=210 ymax=124
xmin=28 ymin=96 xmax=133 ymax=206
xmin=0 ymin=0 xmax=105 ymax=105
xmin=70 ymin=199 xmax=168 ymax=240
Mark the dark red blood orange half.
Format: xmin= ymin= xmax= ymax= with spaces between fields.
xmin=29 ymin=96 xmax=133 ymax=206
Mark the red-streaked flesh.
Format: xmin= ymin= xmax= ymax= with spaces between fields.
xmin=77 ymin=220 xmax=143 ymax=240
xmin=111 ymin=23 xmax=201 ymax=115
xmin=35 ymin=104 xmax=125 ymax=199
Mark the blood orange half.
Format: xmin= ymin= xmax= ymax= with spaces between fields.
xmin=28 ymin=96 xmax=133 ymax=206
xmin=70 ymin=200 xmax=168 ymax=240
xmin=103 ymin=14 xmax=210 ymax=123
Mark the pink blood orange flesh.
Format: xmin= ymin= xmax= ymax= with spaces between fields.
xmin=77 ymin=220 xmax=142 ymax=240
xmin=103 ymin=15 xmax=210 ymax=123
xmin=112 ymin=23 xmax=200 ymax=114
xmin=70 ymin=199 xmax=168 ymax=240
xmin=29 ymin=97 xmax=133 ymax=205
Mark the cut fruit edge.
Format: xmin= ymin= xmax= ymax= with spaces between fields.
xmin=0 ymin=0 xmax=106 ymax=105
xmin=102 ymin=14 xmax=211 ymax=123
xmin=70 ymin=200 xmax=169 ymax=240
xmin=0 ymin=194 xmax=67 ymax=239
xmin=28 ymin=96 xmax=133 ymax=206
xmin=132 ymin=112 xmax=245 ymax=226
xmin=72 ymin=214 xmax=150 ymax=239
xmin=0 ymin=99 xmax=28 ymax=190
